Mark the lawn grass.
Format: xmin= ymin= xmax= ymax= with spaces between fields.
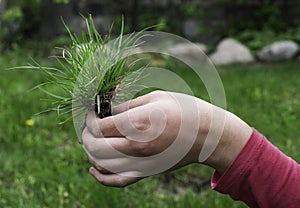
xmin=0 ymin=47 xmax=299 ymax=208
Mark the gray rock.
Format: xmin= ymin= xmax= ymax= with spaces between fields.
xmin=166 ymin=43 xmax=208 ymax=61
xmin=209 ymin=38 xmax=254 ymax=65
xmin=257 ymin=40 xmax=299 ymax=62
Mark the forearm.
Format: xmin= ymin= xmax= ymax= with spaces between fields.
xmin=211 ymin=130 xmax=300 ymax=207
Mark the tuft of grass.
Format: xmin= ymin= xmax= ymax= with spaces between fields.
xmin=16 ymin=15 xmax=146 ymax=123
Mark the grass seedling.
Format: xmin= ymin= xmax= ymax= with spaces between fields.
xmin=25 ymin=15 xmax=146 ymax=123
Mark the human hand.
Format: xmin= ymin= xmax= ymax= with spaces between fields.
xmin=82 ymin=91 xmax=252 ymax=187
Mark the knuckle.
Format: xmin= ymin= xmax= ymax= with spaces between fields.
xmin=132 ymin=119 xmax=149 ymax=131
xmin=130 ymin=115 xmax=150 ymax=131
xmin=82 ymin=137 xmax=90 ymax=149
xmin=95 ymin=175 xmax=105 ymax=184
xmin=149 ymin=90 xmax=164 ymax=97
xmin=88 ymin=155 xmax=99 ymax=168
xmin=84 ymin=142 xmax=98 ymax=156
xmin=86 ymin=117 xmax=103 ymax=137
xmin=89 ymin=123 xmax=104 ymax=137
xmin=130 ymin=141 xmax=151 ymax=156
xmin=116 ymin=179 xmax=128 ymax=188
xmin=128 ymin=98 xmax=139 ymax=109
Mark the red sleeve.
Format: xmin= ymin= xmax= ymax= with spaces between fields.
xmin=211 ymin=129 xmax=300 ymax=207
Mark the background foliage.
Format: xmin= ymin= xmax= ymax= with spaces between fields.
xmin=223 ymin=0 xmax=300 ymax=51
xmin=0 ymin=0 xmax=69 ymax=50
xmin=1 ymin=0 xmax=300 ymax=52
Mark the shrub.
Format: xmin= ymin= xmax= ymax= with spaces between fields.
xmin=231 ymin=27 xmax=300 ymax=53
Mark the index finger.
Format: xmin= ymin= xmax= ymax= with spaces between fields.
xmin=86 ymin=111 xmax=123 ymax=137
xmin=85 ymin=94 xmax=149 ymax=137
xmin=86 ymin=102 xmax=153 ymax=138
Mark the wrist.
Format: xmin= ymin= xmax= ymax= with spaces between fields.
xmin=200 ymin=110 xmax=252 ymax=174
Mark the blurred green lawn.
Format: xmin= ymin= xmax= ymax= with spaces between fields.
xmin=0 ymin=48 xmax=299 ymax=208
